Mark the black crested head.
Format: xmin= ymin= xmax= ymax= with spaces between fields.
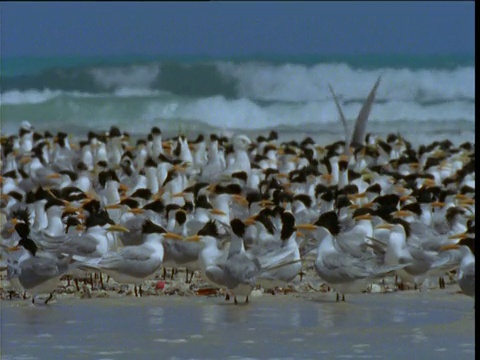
xmin=15 ymin=222 xmax=30 ymax=238
xmin=231 ymin=171 xmax=248 ymax=182
xmin=64 ymin=216 xmax=81 ymax=234
xmin=109 ymin=126 xmax=122 ymax=138
xmin=151 ymin=126 xmax=162 ymax=136
xmin=320 ymin=190 xmax=335 ymax=203
xmin=445 ymin=206 xmax=466 ymax=227
xmin=336 ymin=195 xmax=352 ymax=210
xmin=142 ymin=219 xmax=167 ymax=234
xmin=414 ymin=187 xmax=433 ymax=204
xmin=268 ymin=130 xmax=278 ymax=141
xmin=459 ymin=237 xmax=475 ymax=256
xmin=82 ymin=199 xmax=102 ymax=215
xmin=195 ymin=195 xmax=213 ymax=210
xmin=255 ymin=209 xmax=276 ymax=235
xmin=130 ymin=188 xmax=152 ymax=200
xmin=12 ymin=207 xmax=31 ymax=224
xmin=184 ymin=182 xmax=209 ymax=199
xmin=400 ymin=202 xmax=421 ymax=217
xmin=120 ymin=160 xmax=133 ymax=177
xmin=246 ymin=191 xmax=265 ymax=207
xmin=197 ymin=220 xmax=219 ymax=237
xmin=373 ymin=193 xmax=400 ymax=208
xmin=165 ymin=203 xmax=182 ymax=217
xmin=173 ymin=139 xmax=181 ymax=157
xmin=315 ymin=183 xmax=329 ymax=198
xmin=120 ymin=197 xmax=140 ymax=209
xmin=338 ymin=159 xmax=349 ymax=172
xmin=33 ymin=132 xmax=43 ymax=143
xmin=77 ymin=161 xmax=89 ymax=171
xmin=35 ymin=186 xmax=53 ymax=200
xmin=142 ymin=199 xmax=165 ymax=213
xmin=144 ymin=157 xmax=158 ymax=168
xmin=293 ymin=194 xmax=312 ymax=208
xmin=44 ymin=198 xmax=66 ymax=212
xmin=175 ymin=209 xmax=187 ymax=226
xmin=192 ymin=134 xmax=204 ymax=144
xmin=314 ymin=211 xmax=340 ymax=235
xmin=280 ymin=211 xmax=296 ymax=241
xmin=257 ymin=135 xmax=267 ymax=143
xmin=386 ymin=133 xmax=399 ymax=144
xmin=366 ymin=183 xmax=382 ymax=194
xmin=183 ymin=201 xmax=194 ymax=213
xmin=98 ymin=171 xmax=109 ymax=188
xmin=96 ymin=160 xmax=108 ymax=169
xmin=85 ymin=208 xmax=115 ymax=228
xmin=374 ymin=204 xmax=395 ymax=221
xmin=224 ymin=183 xmax=242 ymax=195
xmin=18 ymin=237 xmax=38 ymax=256
xmin=109 ymin=169 xmax=120 ymax=183
xmin=340 ymin=184 xmax=359 ymax=196
xmin=272 ymin=189 xmax=293 ymax=206
xmin=271 ymin=205 xmax=285 ymax=218
xmin=230 ymin=218 xmax=246 ymax=238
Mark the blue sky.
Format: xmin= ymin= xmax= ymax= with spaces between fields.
xmin=1 ymin=1 xmax=475 ymax=57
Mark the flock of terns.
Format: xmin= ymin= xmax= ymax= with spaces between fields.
xmin=0 ymin=79 xmax=475 ymax=306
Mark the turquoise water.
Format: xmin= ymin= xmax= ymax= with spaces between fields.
xmin=0 ymin=291 xmax=475 ymax=360
xmin=2 ymin=54 xmax=474 ymax=77
xmin=1 ymin=54 xmax=475 ymax=142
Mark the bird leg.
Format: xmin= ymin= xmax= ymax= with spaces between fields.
xmin=74 ymin=278 xmax=80 ymax=292
xmin=342 ymin=294 xmax=345 ymax=302
xmin=234 ymin=296 xmax=238 ymax=305
xmin=134 ymin=285 xmax=138 ymax=297
xmin=336 ymin=293 xmax=340 ymax=302
xmin=225 ymin=291 xmax=230 ymax=301
xmin=189 ymin=270 xmax=195 ymax=283
xmin=185 ymin=269 xmax=189 ymax=283
xmin=44 ymin=292 xmax=54 ymax=305
xmin=439 ymin=277 xmax=445 ymax=289
xmin=245 ymin=296 xmax=249 ymax=304
xmin=162 ymin=267 xmax=167 ymax=280
xmin=139 ymin=285 xmax=143 ymax=297
xmin=99 ymin=273 xmax=105 ymax=290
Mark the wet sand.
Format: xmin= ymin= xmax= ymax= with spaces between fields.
xmin=1 ymin=288 xmax=475 ymax=360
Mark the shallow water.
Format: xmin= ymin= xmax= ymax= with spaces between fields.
xmin=0 ymin=290 xmax=475 ymax=360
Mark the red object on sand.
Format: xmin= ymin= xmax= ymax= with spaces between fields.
xmin=155 ymin=281 xmax=165 ymax=290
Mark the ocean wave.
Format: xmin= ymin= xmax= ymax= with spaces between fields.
xmin=216 ymin=62 xmax=475 ymax=102
xmin=90 ymin=64 xmax=161 ymax=90
xmin=1 ymin=93 xmax=474 ymax=135
xmin=0 ymin=89 xmax=63 ymax=105
xmin=2 ymin=61 xmax=474 ymax=104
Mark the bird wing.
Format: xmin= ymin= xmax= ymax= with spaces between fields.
xmin=328 ymin=83 xmax=350 ymax=146
xmin=19 ymin=257 xmax=62 ymax=289
xmin=350 ymin=75 xmax=381 ymax=148
xmin=316 ymin=252 xmax=371 ymax=283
